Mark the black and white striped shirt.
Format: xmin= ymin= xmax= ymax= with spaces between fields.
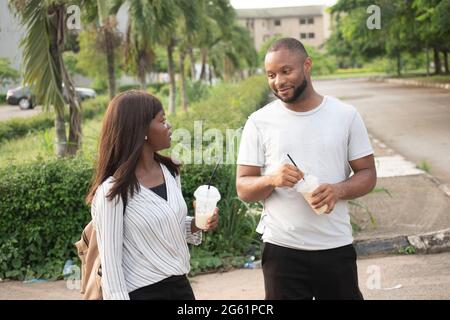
xmin=91 ymin=163 xmax=202 ymax=300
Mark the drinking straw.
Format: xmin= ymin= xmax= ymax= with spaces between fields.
xmin=207 ymin=161 xmax=221 ymax=189
xmin=287 ymin=154 xmax=305 ymax=181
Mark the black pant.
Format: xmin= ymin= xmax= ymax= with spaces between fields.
xmin=129 ymin=275 xmax=195 ymax=300
xmin=262 ymin=242 xmax=363 ymax=300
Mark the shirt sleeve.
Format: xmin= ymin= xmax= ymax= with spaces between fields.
xmin=237 ymin=117 xmax=265 ymax=167
xmin=348 ymin=110 xmax=374 ymax=161
xmin=176 ymin=174 xmax=202 ymax=245
xmin=185 ymin=216 xmax=202 ymax=245
xmin=92 ymin=181 xmax=130 ymax=300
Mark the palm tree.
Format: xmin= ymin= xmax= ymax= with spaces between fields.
xmin=10 ymin=0 xmax=82 ymax=157
xmin=98 ymin=0 xmax=123 ymax=99
xmin=173 ymin=0 xmax=206 ymax=111
xmin=124 ymin=0 xmax=176 ymax=90
xmin=197 ymin=0 xmax=235 ymax=82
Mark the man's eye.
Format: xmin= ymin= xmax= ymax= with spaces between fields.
xmin=283 ymin=69 xmax=291 ymax=74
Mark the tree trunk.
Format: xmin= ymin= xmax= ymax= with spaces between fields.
xmin=179 ymin=50 xmax=188 ymax=112
xmin=49 ymin=5 xmax=67 ymax=157
xmin=444 ymin=50 xmax=449 ymax=74
xmin=199 ymin=48 xmax=207 ymax=81
xmin=54 ymin=108 xmax=67 ymax=157
xmin=396 ymin=51 xmax=401 ymax=77
xmin=104 ymin=23 xmax=116 ymax=100
xmin=433 ymin=46 xmax=442 ymax=75
xmin=208 ymin=64 xmax=213 ymax=86
xmin=426 ymin=46 xmax=430 ymax=76
xmin=61 ymin=43 xmax=82 ymax=156
xmin=138 ymin=51 xmax=147 ymax=89
xmin=167 ymin=39 xmax=176 ymax=114
xmin=188 ymin=47 xmax=196 ymax=80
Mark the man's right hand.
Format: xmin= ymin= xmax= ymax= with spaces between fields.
xmin=269 ymin=164 xmax=304 ymax=188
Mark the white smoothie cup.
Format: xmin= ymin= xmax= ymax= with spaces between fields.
xmin=194 ymin=185 xmax=221 ymax=229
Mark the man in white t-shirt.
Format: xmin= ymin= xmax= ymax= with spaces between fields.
xmin=236 ymin=38 xmax=377 ymax=300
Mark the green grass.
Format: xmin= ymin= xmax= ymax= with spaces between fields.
xmin=398 ymin=246 xmax=416 ymax=255
xmin=0 ymin=114 xmax=103 ymax=168
xmin=417 ymin=160 xmax=431 ymax=173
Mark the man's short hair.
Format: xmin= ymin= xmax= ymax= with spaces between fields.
xmin=267 ymin=37 xmax=309 ymax=58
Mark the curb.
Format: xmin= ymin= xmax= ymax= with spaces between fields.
xmin=354 ymin=228 xmax=450 ymax=257
xmin=369 ymin=77 xmax=450 ymax=90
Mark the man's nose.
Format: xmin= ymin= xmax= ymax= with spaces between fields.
xmin=274 ymin=74 xmax=286 ymax=88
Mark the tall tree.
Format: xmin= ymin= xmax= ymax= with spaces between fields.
xmin=124 ymin=0 xmax=176 ymax=90
xmin=10 ymin=0 xmax=82 ymax=156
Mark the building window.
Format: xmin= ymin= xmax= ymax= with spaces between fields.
xmin=299 ymin=18 xmax=306 ymax=25
xmin=246 ymin=19 xmax=254 ymax=29
xmin=309 ymin=33 xmax=315 ymax=39
xmin=300 ymin=33 xmax=307 ymax=39
xmin=274 ymin=19 xmax=281 ymax=26
xmin=308 ymin=18 xmax=314 ymax=24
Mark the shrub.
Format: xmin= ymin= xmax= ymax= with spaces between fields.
xmin=0 ymin=94 xmax=6 ymax=104
xmin=0 ymin=158 xmax=93 ymax=280
xmin=0 ymin=76 xmax=269 ymax=279
xmin=0 ymin=95 xmax=109 ymax=145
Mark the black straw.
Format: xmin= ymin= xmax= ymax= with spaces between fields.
xmin=207 ymin=161 xmax=220 ymax=189
xmin=287 ymin=154 xmax=297 ymax=167
xmin=287 ymin=154 xmax=305 ymax=181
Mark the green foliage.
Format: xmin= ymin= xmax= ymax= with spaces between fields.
xmin=0 ymin=58 xmax=19 ymax=87
xmin=75 ymin=27 xmax=122 ymax=83
xmin=0 ymin=76 xmax=269 ymax=279
xmin=0 ymin=94 xmax=6 ymax=104
xmin=398 ymin=246 xmax=416 ymax=255
xmin=0 ymin=95 xmax=109 ymax=145
xmin=0 ymin=157 xmax=93 ymax=280
xmin=305 ymin=45 xmax=337 ymax=76
xmin=329 ymin=0 xmax=449 ymax=74
xmin=417 ymin=160 xmax=431 ymax=173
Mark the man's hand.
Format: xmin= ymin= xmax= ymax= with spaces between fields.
xmin=270 ymin=164 xmax=304 ymax=188
xmin=311 ymin=183 xmax=342 ymax=214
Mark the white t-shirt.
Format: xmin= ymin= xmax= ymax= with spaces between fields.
xmin=237 ymin=96 xmax=373 ymax=250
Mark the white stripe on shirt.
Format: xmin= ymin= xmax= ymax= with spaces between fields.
xmin=91 ymin=163 xmax=202 ymax=300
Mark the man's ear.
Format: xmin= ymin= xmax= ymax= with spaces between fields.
xmin=303 ymin=56 xmax=312 ymax=75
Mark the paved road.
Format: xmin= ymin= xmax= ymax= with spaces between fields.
xmin=0 ymin=252 xmax=449 ymax=300
xmin=0 ymin=105 xmax=42 ymax=121
xmin=314 ymin=79 xmax=450 ymax=186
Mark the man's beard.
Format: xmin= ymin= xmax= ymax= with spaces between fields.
xmin=274 ymin=78 xmax=308 ymax=103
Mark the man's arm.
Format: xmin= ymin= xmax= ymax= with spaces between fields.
xmin=311 ymin=154 xmax=377 ymax=214
xmin=236 ymin=164 xmax=303 ymax=202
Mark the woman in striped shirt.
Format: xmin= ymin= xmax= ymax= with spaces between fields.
xmin=86 ymin=91 xmax=219 ymax=300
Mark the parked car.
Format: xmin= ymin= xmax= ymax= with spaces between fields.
xmin=6 ymin=85 xmax=96 ymax=110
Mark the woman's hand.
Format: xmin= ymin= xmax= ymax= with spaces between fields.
xmin=203 ymin=207 xmax=219 ymax=231
xmin=192 ymin=201 xmax=219 ymax=232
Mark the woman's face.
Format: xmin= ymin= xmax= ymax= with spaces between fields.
xmin=146 ymin=110 xmax=172 ymax=151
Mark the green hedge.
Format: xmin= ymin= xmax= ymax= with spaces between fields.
xmin=0 ymin=95 xmax=109 ymax=145
xmin=0 ymin=94 xmax=6 ymax=104
xmin=0 ymin=158 xmax=93 ymax=280
xmin=0 ymin=76 xmax=268 ymax=280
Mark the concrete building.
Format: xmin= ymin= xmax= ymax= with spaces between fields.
xmin=0 ymin=0 xmax=25 ymax=71
xmin=236 ymin=5 xmax=331 ymax=50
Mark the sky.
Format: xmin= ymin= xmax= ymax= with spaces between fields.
xmin=230 ymin=0 xmax=338 ymax=9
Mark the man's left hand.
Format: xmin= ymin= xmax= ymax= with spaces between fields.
xmin=311 ymin=183 xmax=342 ymax=214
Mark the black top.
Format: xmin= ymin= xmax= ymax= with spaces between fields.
xmin=149 ymin=182 xmax=167 ymax=201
